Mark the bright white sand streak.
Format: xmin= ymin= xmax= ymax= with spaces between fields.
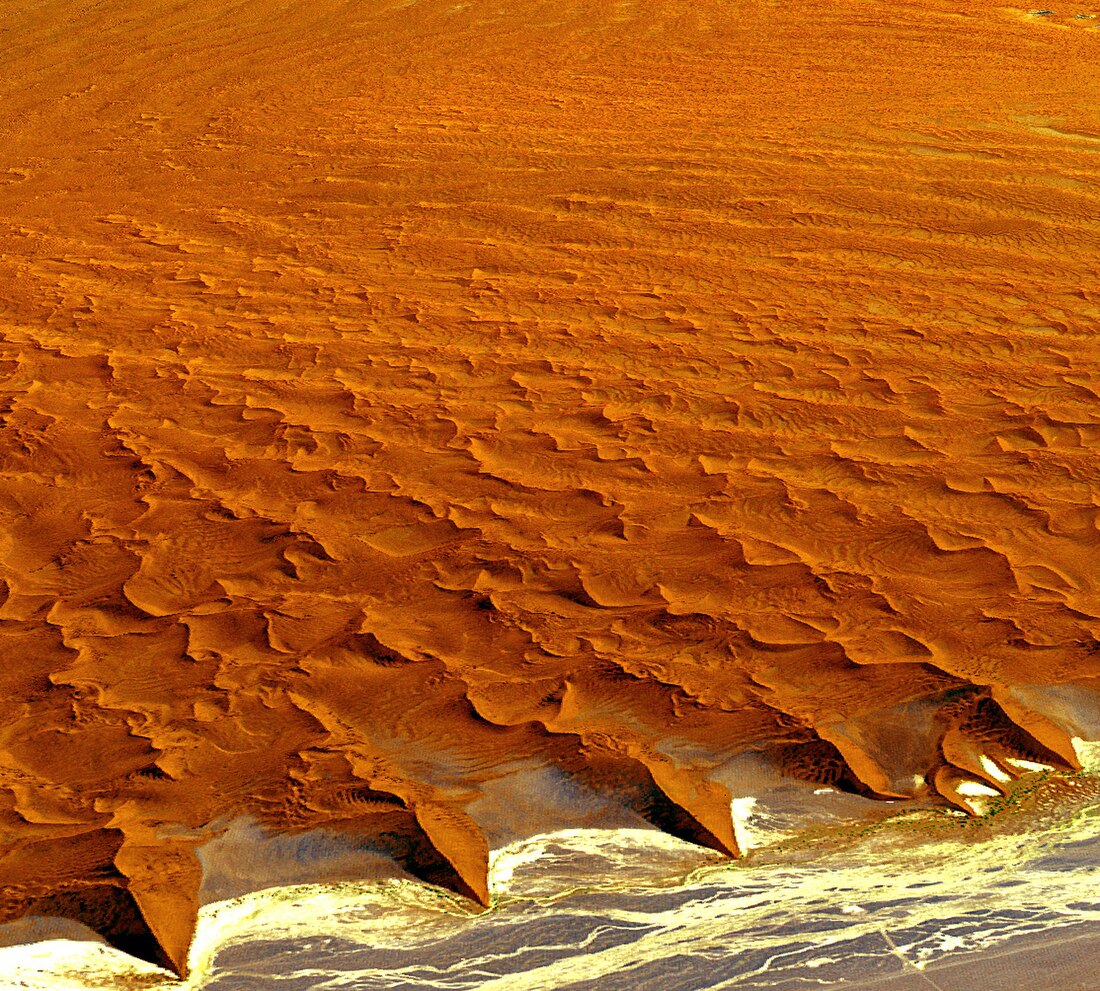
xmin=2 ymin=747 xmax=1099 ymax=991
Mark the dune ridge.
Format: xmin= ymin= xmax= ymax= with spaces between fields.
xmin=2 ymin=0 xmax=1100 ymax=976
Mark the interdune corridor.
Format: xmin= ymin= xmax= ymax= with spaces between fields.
xmin=1 ymin=0 xmax=1099 ymax=977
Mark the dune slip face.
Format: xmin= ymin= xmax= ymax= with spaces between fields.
xmin=2 ymin=0 xmax=1100 ymax=978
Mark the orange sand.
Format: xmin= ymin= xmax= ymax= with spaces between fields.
xmin=2 ymin=0 xmax=1100 ymax=976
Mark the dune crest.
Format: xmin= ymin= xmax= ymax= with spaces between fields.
xmin=2 ymin=0 xmax=1100 ymax=975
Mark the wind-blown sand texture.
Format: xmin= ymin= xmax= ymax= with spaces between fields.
xmin=2 ymin=0 xmax=1100 ymax=978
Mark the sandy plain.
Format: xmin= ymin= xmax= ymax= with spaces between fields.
xmin=1 ymin=0 xmax=1100 ymax=979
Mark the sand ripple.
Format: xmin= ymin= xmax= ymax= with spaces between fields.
xmin=1 ymin=0 xmax=1099 ymax=975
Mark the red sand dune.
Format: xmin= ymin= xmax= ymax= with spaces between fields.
xmin=2 ymin=0 xmax=1100 ymax=976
